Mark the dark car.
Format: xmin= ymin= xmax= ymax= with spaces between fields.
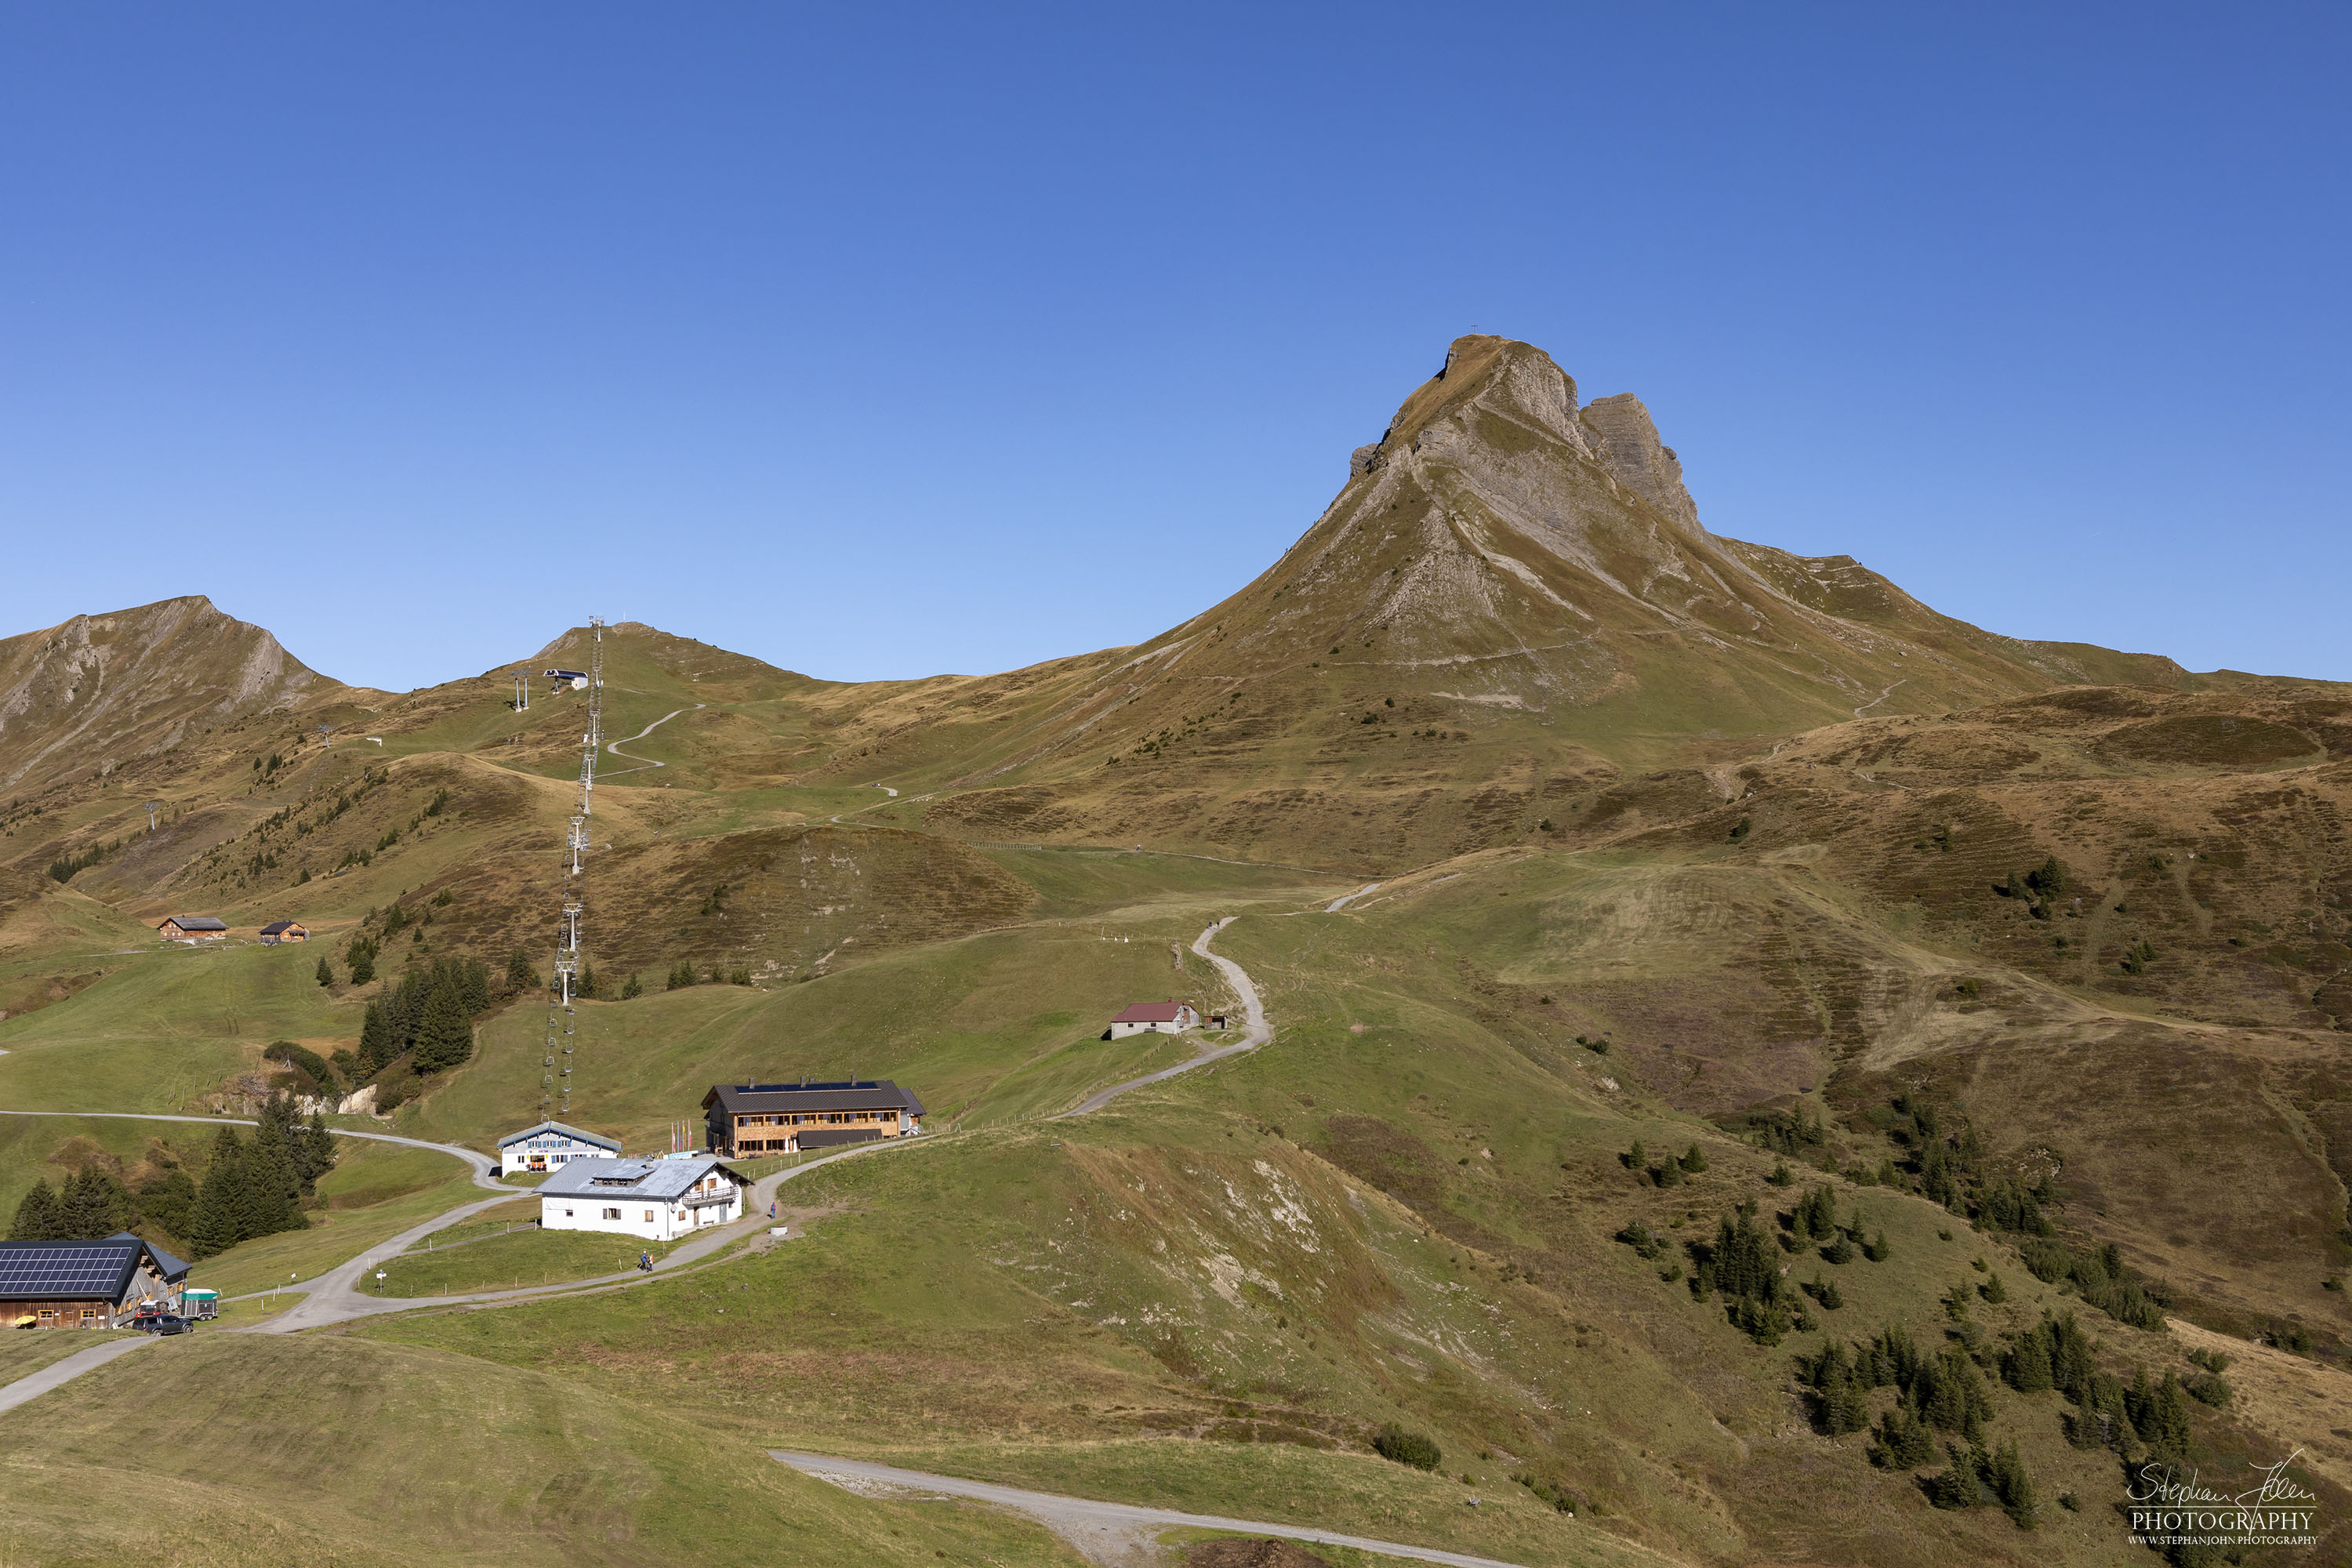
xmin=129 ymin=1312 xmax=194 ymax=1336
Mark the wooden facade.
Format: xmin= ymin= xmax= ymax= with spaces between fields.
xmin=702 ymin=1080 xmax=925 ymax=1157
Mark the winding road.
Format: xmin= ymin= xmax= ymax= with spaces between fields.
xmin=601 ymin=702 xmax=703 ymax=777
xmin=771 ymin=1452 xmax=1548 ymax=1568
xmin=0 ymin=918 xmax=1479 ymax=1566
xmin=1062 ymin=917 xmax=1269 ymax=1116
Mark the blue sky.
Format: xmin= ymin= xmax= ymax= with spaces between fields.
xmin=2 ymin=5 xmax=2347 ymax=688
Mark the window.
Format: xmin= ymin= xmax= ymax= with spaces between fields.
xmin=602 ymin=1207 xmax=621 ymax=1221
xmin=643 ymin=1209 xmax=655 ymax=1222
xmin=564 ymin=1207 xmax=575 ymax=1218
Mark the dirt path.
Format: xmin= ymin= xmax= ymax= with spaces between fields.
xmin=769 ymin=1451 xmax=1551 ymax=1568
xmin=1326 ymin=881 xmax=1381 ymax=913
xmin=602 ymin=702 xmax=703 ymax=776
xmin=1060 ymin=918 xmax=1269 ymax=1117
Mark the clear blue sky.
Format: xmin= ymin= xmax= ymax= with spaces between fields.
xmin=3 ymin=5 xmax=2347 ymax=689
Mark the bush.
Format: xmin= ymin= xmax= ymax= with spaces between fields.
xmin=263 ymin=1040 xmax=337 ymax=1091
xmin=1371 ymin=1423 xmax=1442 ymax=1472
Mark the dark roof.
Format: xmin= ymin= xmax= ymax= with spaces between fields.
xmin=161 ymin=916 xmax=227 ymax=931
xmin=1113 ymin=1002 xmax=1193 ymax=1024
xmin=258 ymin=920 xmax=303 ymax=935
xmin=0 ymin=1233 xmax=188 ymax=1301
xmin=795 ymin=1128 xmax=884 ymax=1150
xmin=702 ymin=1080 xmax=925 ymax=1117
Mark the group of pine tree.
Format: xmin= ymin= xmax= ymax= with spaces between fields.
xmin=356 ymin=955 xmax=495 ymax=1076
xmin=8 ymin=1094 xmax=334 ymax=1258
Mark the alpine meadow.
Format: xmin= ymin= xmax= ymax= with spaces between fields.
xmin=6 ymin=335 xmax=2352 ymax=1568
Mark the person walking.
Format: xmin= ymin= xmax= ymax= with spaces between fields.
xmin=638 ymin=1250 xmax=652 ymax=1273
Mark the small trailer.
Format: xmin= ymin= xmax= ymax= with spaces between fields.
xmin=182 ymin=1288 xmax=220 ymax=1321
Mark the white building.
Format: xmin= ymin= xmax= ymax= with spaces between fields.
xmin=1108 ymin=1001 xmax=1200 ymax=1038
xmin=496 ymin=1120 xmax=623 ymax=1175
xmin=537 ymin=1155 xmax=746 ymax=1242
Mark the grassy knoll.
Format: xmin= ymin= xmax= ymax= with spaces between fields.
xmin=0 ymin=1334 xmax=1086 ymax=1568
xmin=397 ymin=910 xmax=1269 ymax=1152
xmin=0 ymin=938 xmax=364 ymax=1116
xmin=360 ymin=1226 xmax=648 ymax=1298
xmin=973 ymin=844 xmax=1346 ymax=919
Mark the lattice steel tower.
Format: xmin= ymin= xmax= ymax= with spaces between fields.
xmin=541 ymin=617 xmax=606 ymax=1121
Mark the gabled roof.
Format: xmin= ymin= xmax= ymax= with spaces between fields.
xmin=495 ymin=1120 xmax=622 ymax=1152
xmin=258 ymin=920 xmax=304 ymax=935
xmin=536 ymin=1155 xmax=744 ymax=1201
xmin=702 ymin=1080 xmax=925 ymax=1117
xmin=1112 ymin=1002 xmax=1192 ymax=1024
xmin=0 ymin=1232 xmax=189 ymax=1301
xmin=160 ymin=916 xmax=227 ymax=931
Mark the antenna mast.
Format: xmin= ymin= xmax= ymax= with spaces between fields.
xmin=540 ymin=617 xmax=605 ymax=1124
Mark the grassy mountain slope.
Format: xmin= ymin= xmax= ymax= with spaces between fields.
xmin=5 ymin=336 xmax=2352 ymax=1564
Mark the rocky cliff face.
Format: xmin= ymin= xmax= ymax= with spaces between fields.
xmin=0 ymin=597 xmax=347 ymax=792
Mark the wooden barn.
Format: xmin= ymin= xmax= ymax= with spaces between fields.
xmin=157 ymin=916 xmax=227 ymax=942
xmin=0 ymin=1233 xmax=191 ymax=1327
xmin=258 ymin=920 xmax=309 ymax=945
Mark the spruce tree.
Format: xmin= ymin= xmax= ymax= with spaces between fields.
xmin=2005 ymin=1323 xmax=2055 ymax=1392
xmin=316 ymin=953 xmax=336 ymax=986
xmin=187 ymin=1130 xmax=247 ymax=1258
xmin=59 ymin=1167 xmax=129 ymax=1238
xmin=412 ymin=978 xmax=472 ymax=1073
xmin=506 ymin=948 xmax=539 ymax=991
xmin=9 ymin=1180 xmax=62 ymax=1241
xmin=247 ymin=1116 xmax=307 ymax=1236
xmin=359 ymin=1000 xmax=397 ymax=1073
xmin=620 ymin=972 xmax=643 ymax=1000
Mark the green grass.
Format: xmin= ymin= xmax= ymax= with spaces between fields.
xmin=0 ymin=940 xmax=365 ymax=1116
xmin=0 ymin=1328 xmax=107 ymax=1382
xmin=360 ymin=1226 xmax=652 ymax=1298
xmin=189 ymin=1138 xmax=485 ymax=1300
xmin=0 ymin=1334 xmax=1087 ymax=1568
xmin=396 ymin=911 xmax=1276 ymax=1154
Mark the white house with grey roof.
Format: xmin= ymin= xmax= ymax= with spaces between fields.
xmin=536 ymin=1155 xmax=746 ymax=1242
xmin=495 ymin=1120 xmax=622 ymax=1175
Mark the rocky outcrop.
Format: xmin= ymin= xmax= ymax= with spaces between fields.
xmin=0 ymin=596 xmax=347 ymax=790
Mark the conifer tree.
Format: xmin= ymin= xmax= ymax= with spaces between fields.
xmin=316 ymin=953 xmax=336 ymax=987
xmin=58 ymin=1167 xmax=129 ymax=1238
xmin=506 ymin=949 xmax=539 ymax=991
xmin=8 ymin=1180 xmax=62 ymax=1241
xmin=359 ymin=1000 xmax=397 ymax=1073
xmin=620 ymin=972 xmax=643 ymax=1000
xmin=246 ymin=1115 xmax=308 ymax=1236
xmin=412 ymin=977 xmax=473 ymax=1072
xmin=187 ymin=1129 xmax=247 ymax=1258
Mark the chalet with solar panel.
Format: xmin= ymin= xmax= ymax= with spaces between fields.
xmin=702 ymin=1080 xmax=925 ymax=1157
xmin=158 ymin=916 xmax=227 ymax=943
xmin=0 ymin=1232 xmax=191 ymax=1328
xmin=537 ymin=1154 xmax=746 ymax=1241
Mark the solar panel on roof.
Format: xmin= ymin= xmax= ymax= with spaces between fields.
xmin=0 ymin=1243 xmax=136 ymax=1297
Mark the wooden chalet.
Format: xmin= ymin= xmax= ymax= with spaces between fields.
xmin=702 ymin=1080 xmax=925 ymax=1156
xmin=258 ymin=920 xmax=309 ymax=945
xmin=158 ymin=916 xmax=227 ymax=942
xmin=0 ymin=1233 xmax=191 ymax=1327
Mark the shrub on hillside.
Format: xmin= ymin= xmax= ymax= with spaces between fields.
xmin=1371 ymin=1423 xmax=1442 ymax=1472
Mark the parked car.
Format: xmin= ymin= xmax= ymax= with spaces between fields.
xmin=129 ymin=1312 xmax=194 ymax=1336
